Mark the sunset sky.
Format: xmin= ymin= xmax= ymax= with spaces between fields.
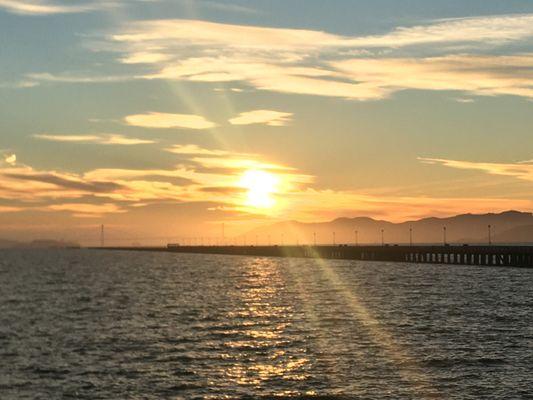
xmin=1 ymin=0 xmax=533 ymax=245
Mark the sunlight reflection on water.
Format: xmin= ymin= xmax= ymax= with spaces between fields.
xmin=0 ymin=250 xmax=532 ymax=399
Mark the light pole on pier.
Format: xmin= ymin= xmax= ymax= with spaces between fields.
xmin=409 ymin=227 xmax=413 ymax=247
xmin=443 ymin=226 xmax=447 ymax=246
xmin=381 ymin=229 xmax=384 ymax=246
xmin=354 ymin=230 xmax=358 ymax=247
xmin=488 ymin=224 xmax=492 ymax=245
xmin=313 ymin=232 xmax=317 ymax=246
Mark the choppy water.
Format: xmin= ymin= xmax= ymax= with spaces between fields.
xmin=0 ymin=250 xmax=532 ymax=399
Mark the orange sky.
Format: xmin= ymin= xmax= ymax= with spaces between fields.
xmin=1 ymin=1 xmax=532 ymax=244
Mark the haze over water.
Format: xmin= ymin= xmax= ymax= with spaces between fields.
xmin=1 ymin=250 xmax=531 ymax=399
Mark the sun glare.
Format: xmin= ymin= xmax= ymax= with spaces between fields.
xmin=240 ymin=169 xmax=279 ymax=209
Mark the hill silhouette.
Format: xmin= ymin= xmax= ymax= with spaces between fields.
xmin=243 ymin=210 xmax=533 ymax=245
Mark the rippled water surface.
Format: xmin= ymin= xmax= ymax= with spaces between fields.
xmin=0 ymin=250 xmax=532 ymax=399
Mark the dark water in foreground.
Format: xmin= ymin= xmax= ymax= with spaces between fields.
xmin=0 ymin=250 xmax=531 ymax=399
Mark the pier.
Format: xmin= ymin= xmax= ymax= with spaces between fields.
xmin=100 ymin=244 xmax=533 ymax=268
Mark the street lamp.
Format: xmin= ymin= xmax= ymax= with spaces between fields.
xmin=409 ymin=227 xmax=413 ymax=246
xmin=488 ymin=224 xmax=492 ymax=245
xmin=381 ymin=229 xmax=384 ymax=246
xmin=354 ymin=230 xmax=358 ymax=246
xmin=443 ymin=226 xmax=447 ymax=246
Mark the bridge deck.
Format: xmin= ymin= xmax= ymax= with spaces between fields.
xmin=98 ymin=245 xmax=533 ymax=268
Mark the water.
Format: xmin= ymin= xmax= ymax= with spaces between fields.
xmin=0 ymin=250 xmax=531 ymax=399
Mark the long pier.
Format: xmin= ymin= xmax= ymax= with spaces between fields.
xmin=99 ymin=244 xmax=533 ymax=268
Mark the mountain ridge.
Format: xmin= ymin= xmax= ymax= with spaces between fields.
xmin=243 ymin=210 xmax=533 ymax=245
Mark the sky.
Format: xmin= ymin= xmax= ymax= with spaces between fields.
xmin=0 ymin=0 xmax=532 ymax=245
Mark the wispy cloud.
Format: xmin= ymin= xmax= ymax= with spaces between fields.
xmin=124 ymin=112 xmax=216 ymax=130
xmin=419 ymin=157 xmax=533 ymax=182
xmin=34 ymin=133 xmax=156 ymax=145
xmin=120 ymin=51 xmax=172 ymax=64
xmin=0 ymin=145 xmax=311 ymax=217
xmin=4 ymin=170 xmax=123 ymax=193
xmin=47 ymin=202 xmax=126 ymax=216
xmin=454 ymin=98 xmax=475 ymax=103
xmin=229 ymin=110 xmax=293 ymax=126
xmin=166 ymin=144 xmax=232 ymax=156
xmin=2 ymin=152 xmax=533 ymax=222
xmin=110 ymin=18 xmax=346 ymax=50
xmin=0 ymin=80 xmax=39 ymax=88
xmin=19 ymin=14 xmax=533 ymax=100
xmin=4 ymin=153 xmax=16 ymax=165
xmin=112 ymin=15 xmax=533 ymax=52
xmin=347 ymin=14 xmax=533 ymax=48
xmin=104 ymin=16 xmax=533 ymax=100
xmin=0 ymin=205 xmax=22 ymax=212
xmin=27 ymin=72 xmax=133 ymax=84
xmin=332 ymin=54 xmax=533 ymax=99
xmin=0 ymin=0 xmax=114 ymax=15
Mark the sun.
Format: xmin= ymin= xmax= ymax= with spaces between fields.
xmin=240 ymin=169 xmax=279 ymax=209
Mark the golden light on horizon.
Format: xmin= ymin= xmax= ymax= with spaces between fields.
xmin=240 ymin=169 xmax=279 ymax=210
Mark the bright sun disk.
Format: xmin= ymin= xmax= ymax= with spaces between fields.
xmin=240 ymin=169 xmax=279 ymax=209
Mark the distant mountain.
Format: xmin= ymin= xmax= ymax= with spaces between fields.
xmin=243 ymin=210 xmax=533 ymax=245
xmin=0 ymin=239 xmax=80 ymax=249
xmin=493 ymin=224 xmax=533 ymax=244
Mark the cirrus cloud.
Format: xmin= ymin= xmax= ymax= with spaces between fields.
xmin=0 ymin=0 xmax=93 ymax=15
xmin=124 ymin=112 xmax=216 ymax=130
xmin=0 ymin=0 xmax=118 ymax=15
xmin=23 ymin=14 xmax=533 ymax=101
xmin=229 ymin=110 xmax=293 ymax=126
xmin=112 ymin=16 xmax=533 ymax=101
xmin=165 ymin=144 xmax=233 ymax=157
xmin=419 ymin=157 xmax=533 ymax=182
xmin=34 ymin=133 xmax=156 ymax=145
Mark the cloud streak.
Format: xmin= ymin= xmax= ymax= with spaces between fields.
xmin=419 ymin=157 xmax=533 ymax=182
xmin=0 ymin=0 xmax=113 ymax=15
xmin=2 ymin=151 xmax=533 ymax=223
xmin=165 ymin=144 xmax=233 ymax=157
xmin=112 ymin=15 xmax=533 ymax=52
xmin=124 ymin=112 xmax=216 ymax=130
xmin=0 ymin=145 xmax=311 ymax=217
xmin=20 ymin=14 xmax=533 ymax=100
xmin=229 ymin=110 xmax=293 ymax=126
xmin=34 ymin=133 xmax=156 ymax=145
xmin=105 ymin=16 xmax=533 ymax=100
xmin=347 ymin=14 xmax=533 ymax=48
xmin=332 ymin=54 xmax=533 ymax=99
